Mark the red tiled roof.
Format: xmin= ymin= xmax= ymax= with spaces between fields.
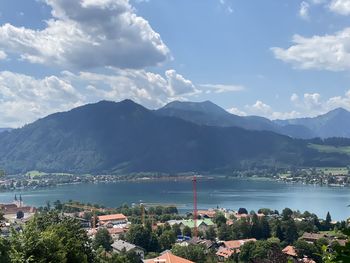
xmin=98 ymin=214 xmax=127 ymax=222
xmin=107 ymin=228 xmax=125 ymax=235
xmin=282 ymin=245 xmax=297 ymax=257
xmin=216 ymin=248 xmax=236 ymax=258
xmin=144 ymin=252 xmax=194 ymax=263
xmin=224 ymin=238 xmax=256 ymax=250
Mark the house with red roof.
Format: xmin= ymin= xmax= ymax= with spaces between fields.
xmin=98 ymin=213 xmax=127 ymax=226
xmin=144 ymin=251 xmax=194 ymax=263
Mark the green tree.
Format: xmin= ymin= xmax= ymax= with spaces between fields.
xmin=0 ymin=237 xmax=10 ymax=263
xmin=159 ymin=230 xmax=176 ymax=251
xmin=282 ymin=208 xmax=293 ymax=221
xmin=53 ymin=200 xmax=63 ymax=211
xmin=295 ymin=240 xmax=320 ymax=261
xmin=282 ymin=219 xmax=298 ymax=244
xmin=183 ymin=226 xmax=192 ymax=237
xmin=240 ymin=239 xmax=287 ymax=263
xmin=9 ymin=211 xmax=94 ymax=263
xmin=260 ymin=216 xmax=271 ymax=239
xmin=93 ymin=228 xmax=113 ymax=251
xmin=205 ymin=225 xmax=216 ymax=241
xmin=251 ymin=214 xmax=261 ymax=239
xmin=172 ymin=224 xmax=181 ymax=236
xmin=172 ymin=244 xmax=206 ymax=263
xmin=325 ymin=212 xmax=332 ymax=231
xmin=218 ymin=224 xmax=230 ymax=241
xmin=213 ymin=213 xmax=227 ymax=227
xmin=126 ymin=224 xmax=151 ymax=251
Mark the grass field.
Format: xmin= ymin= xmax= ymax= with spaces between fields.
xmin=25 ymin=171 xmax=73 ymax=178
xmin=315 ymin=167 xmax=349 ymax=176
xmin=308 ymin=143 xmax=350 ymax=156
xmin=26 ymin=170 xmax=47 ymax=178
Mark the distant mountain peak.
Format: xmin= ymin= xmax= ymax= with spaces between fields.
xmin=161 ymin=100 xmax=228 ymax=115
xmin=327 ymin=107 xmax=349 ymax=115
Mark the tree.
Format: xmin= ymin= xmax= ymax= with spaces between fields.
xmin=159 ymin=230 xmax=176 ymax=251
xmin=205 ymin=225 xmax=216 ymax=241
xmin=16 ymin=211 xmax=24 ymax=219
xmin=9 ymin=211 xmax=94 ymax=263
xmin=0 ymin=237 xmax=10 ymax=263
xmin=172 ymin=244 xmax=206 ymax=263
xmin=214 ymin=213 xmax=227 ymax=227
xmin=240 ymin=239 xmax=287 ymax=263
xmin=281 ymin=208 xmax=293 ymax=221
xmin=93 ymin=228 xmax=113 ymax=251
xmin=260 ymin=216 xmax=271 ymax=239
xmin=325 ymin=212 xmax=332 ymax=231
xmin=251 ymin=214 xmax=261 ymax=239
xmin=126 ymin=224 xmax=151 ymax=251
xmin=53 ymin=200 xmax=63 ymax=211
xmin=294 ymin=240 xmax=321 ymax=262
xmin=218 ymin=224 xmax=231 ymax=241
xmin=282 ymin=219 xmax=298 ymax=244
xmin=183 ymin=226 xmax=192 ymax=237
xmin=238 ymin=208 xmax=248 ymax=214
xmin=172 ymin=224 xmax=181 ymax=236
xmin=275 ymin=222 xmax=284 ymax=241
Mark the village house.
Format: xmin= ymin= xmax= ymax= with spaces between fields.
xmin=231 ymin=212 xmax=265 ymax=221
xmin=282 ymin=245 xmax=316 ymax=263
xmin=143 ymin=251 xmax=194 ymax=263
xmin=111 ymin=239 xmax=145 ymax=259
xmin=98 ymin=213 xmax=128 ymax=226
xmin=216 ymin=238 xmax=256 ymax=261
xmin=168 ymin=219 xmax=214 ymax=233
xmin=216 ymin=247 xmax=236 ymax=261
xmin=107 ymin=227 xmax=126 ymax=240
xmin=197 ymin=209 xmax=216 ymax=219
xmin=223 ymin=238 xmax=257 ymax=250
xmin=300 ymin=232 xmax=328 ymax=243
xmin=282 ymin=245 xmax=298 ymax=259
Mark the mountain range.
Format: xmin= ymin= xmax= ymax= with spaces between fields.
xmin=156 ymin=101 xmax=350 ymax=139
xmin=0 ymin=99 xmax=349 ymax=174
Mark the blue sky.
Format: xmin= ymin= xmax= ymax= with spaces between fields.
xmin=0 ymin=0 xmax=350 ymax=127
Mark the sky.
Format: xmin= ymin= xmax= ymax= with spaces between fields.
xmin=0 ymin=0 xmax=350 ymax=127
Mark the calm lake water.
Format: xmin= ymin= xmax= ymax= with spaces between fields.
xmin=0 ymin=179 xmax=350 ymax=221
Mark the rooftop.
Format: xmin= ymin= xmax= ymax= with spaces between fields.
xmin=144 ymin=252 xmax=194 ymax=263
xmin=98 ymin=214 xmax=127 ymax=222
xmin=224 ymin=238 xmax=256 ymax=250
xmin=112 ymin=240 xmax=142 ymax=252
xmin=282 ymin=245 xmax=297 ymax=257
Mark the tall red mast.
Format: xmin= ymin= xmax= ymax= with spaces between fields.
xmin=192 ymin=175 xmax=198 ymax=238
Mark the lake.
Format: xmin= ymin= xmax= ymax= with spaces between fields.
xmin=0 ymin=178 xmax=349 ymax=220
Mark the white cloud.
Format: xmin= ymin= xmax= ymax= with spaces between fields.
xmin=272 ymin=28 xmax=350 ymax=71
xmin=219 ymin=0 xmax=233 ymax=14
xmin=303 ymin=92 xmax=322 ymax=109
xmin=299 ymin=1 xmax=310 ymax=19
xmin=291 ymin=91 xmax=350 ymax=116
xmin=165 ymin=70 xmax=197 ymax=96
xmin=329 ymin=0 xmax=350 ymax=15
xmin=248 ymin=100 xmax=272 ymax=115
xmin=226 ymin=107 xmax=247 ymax=116
xmin=0 ymin=0 xmax=169 ymax=69
xmin=0 ymin=68 xmax=199 ymax=127
xmin=0 ymin=50 xmax=6 ymax=60
xmin=199 ymin=84 xmax=245 ymax=94
xmin=290 ymin=93 xmax=299 ymax=103
xmin=245 ymin=100 xmax=301 ymax=120
xmin=0 ymin=71 xmax=83 ymax=127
